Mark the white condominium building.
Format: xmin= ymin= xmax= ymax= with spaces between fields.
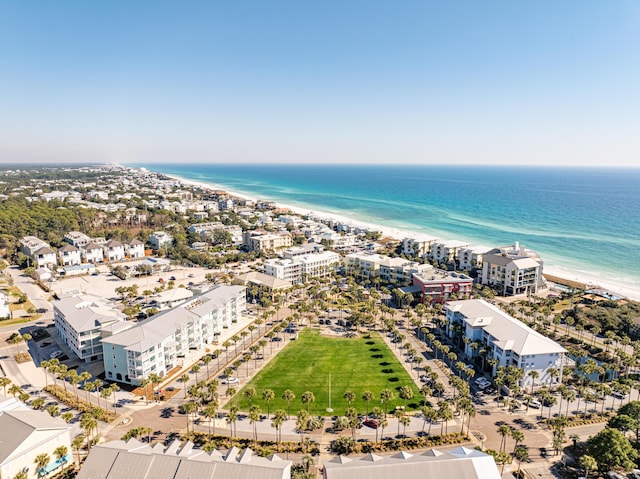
xmin=54 ymin=293 xmax=128 ymax=362
xmin=344 ymin=252 xmax=387 ymax=279
xmin=481 ymin=242 xmax=544 ymax=296
xmin=445 ymin=299 xmax=565 ymax=387
xmin=264 ymin=251 xmax=339 ymax=284
xmin=243 ymin=231 xmax=293 ymax=253
xmin=379 ymin=257 xmax=433 ymax=285
xmin=429 ymin=240 xmax=471 ymax=264
xmin=101 ymin=286 xmax=246 ymax=385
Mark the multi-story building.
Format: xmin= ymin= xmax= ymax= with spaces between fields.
xmin=53 ymin=293 xmax=128 ymax=362
xmin=412 ymin=270 xmax=474 ymax=304
xmin=457 ymin=245 xmax=492 ymax=271
xmin=104 ymin=239 xmax=126 ymax=262
xmin=429 ymin=240 xmax=470 ymax=265
xmin=19 ymin=236 xmax=49 ymax=257
xmin=401 ymin=236 xmax=438 ymax=257
xmin=149 ymin=231 xmax=173 ymax=251
xmin=64 ymin=231 xmax=91 ymax=248
xmin=264 ymin=258 xmax=301 ymax=284
xmin=445 ymin=299 xmax=565 ymax=387
xmin=481 ymin=242 xmax=544 ymax=296
xmin=243 ymin=231 xmax=293 ymax=253
xmin=33 ymin=246 xmax=57 ymax=268
xmin=82 ymin=242 xmax=104 ymax=264
xmin=298 ymin=251 xmax=340 ymax=280
xmin=344 ymin=252 xmax=386 ymax=280
xmin=125 ymin=239 xmax=145 ymax=259
xmin=102 ymin=286 xmax=246 ymax=385
xmin=379 ymin=258 xmax=433 ymax=285
xmin=0 ymin=407 xmax=72 ymax=479
xmin=58 ymin=244 xmax=82 ymax=266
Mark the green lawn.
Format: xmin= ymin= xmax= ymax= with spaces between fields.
xmin=228 ymin=329 xmax=423 ymax=416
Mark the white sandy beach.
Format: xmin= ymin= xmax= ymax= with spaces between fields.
xmin=167 ymin=171 xmax=640 ymax=302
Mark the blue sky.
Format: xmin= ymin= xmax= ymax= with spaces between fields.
xmin=1 ymin=1 xmax=639 ymax=166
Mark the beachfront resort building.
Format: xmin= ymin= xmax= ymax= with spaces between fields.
xmin=53 ymin=293 xmax=128 ymax=362
xmin=481 ymin=242 xmax=544 ymax=296
xmin=412 ymin=269 xmax=474 ymax=304
xmin=457 ymin=245 xmax=492 ymax=271
xmin=243 ymin=231 xmax=293 ymax=253
xmin=344 ymin=252 xmax=387 ymax=280
xmin=379 ymin=257 xmax=433 ymax=285
xmin=264 ymin=251 xmax=340 ymax=284
xmin=323 ymin=447 xmax=501 ymax=479
xmin=101 ymin=285 xmax=247 ymax=385
xmin=401 ymin=236 xmax=439 ymax=258
xmin=76 ymin=439 xmax=291 ymax=479
xmin=444 ymin=299 xmax=565 ymax=387
xmin=0 ymin=407 xmax=73 ymax=479
xmin=429 ymin=240 xmax=471 ymax=265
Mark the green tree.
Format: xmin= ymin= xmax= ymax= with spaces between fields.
xmin=262 ymin=388 xmax=275 ymax=418
xmin=249 ymin=404 xmax=262 ymax=440
xmin=282 ymin=389 xmax=296 ymax=419
xmin=343 ymin=390 xmax=356 ymax=408
xmin=380 ymin=389 xmax=394 ymax=416
xmin=497 ymin=424 xmax=511 ymax=453
xmin=54 ymin=445 xmax=69 ymax=472
xmin=34 ymin=453 xmax=50 ymax=478
xmin=399 ymin=385 xmax=413 ymax=410
xmin=362 ymin=390 xmax=374 ymax=416
xmin=301 ymin=391 xmax=315 ymax=413
xmin=579 ymin=454 xmax=598 ymax=479
xmin=587 ymin=427 xmax=638 ymax=472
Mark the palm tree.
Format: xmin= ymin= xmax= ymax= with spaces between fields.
xmin=422 ymin=406 xmax=437 ymax=434
xmin=514 ymin=446 xmax=529 ymax=474
xmin=110 ymin=383 xmax=120 ymax=410
xmin=361 ymin=390 xmax=374 ymax=416
xmin=497 ymin=424 xmax=511 ymax=452
xmin=272 ymin=409 xmax=286 ymax=444
xmin=528 ymin=370 xmax=539 ymax=394
xmin=178 ymin=374 xmax=190 ymax=399
xmin=0 ymin=376 xmax=11 ymax=396
xmin=301 ymin=391 xmax=315 ymax=413
xmin=34 ymin=452 xmax=50 ymax=478
xmin=190 ymin=364 xmax=201 ymax=383
xmin=14 ymin=471 xmax=28 ymax=479
xmin=46 ymin=404 xmax=60 ymax=417
xmin=282 ymin=389 xmax=295 ymax=419
xmin=226 ymin=406 xmax=239 ymax=437
xmin=54 ymin=445 xmax=69 ymax=472
xmin=8 ymin=383 xmax=21 ymax=398
xmin=511 ymin=429 xmax=525 ymax=452
xmin=80 ymin=414 xmax=98 ymax=451
xmin=61 ymin=412 xmax=74 ymax=424
xmin=181 ymin=401 xmax=197 ymax=434
xmin=399 ymin=385 xmax=413 ymax=410
xmin=249 ymin=404 xmax=262 ymax=440
xmin=343 ymin=390 xmax=356 ymax=408
xmin=438 ymin=401 xmax=453 ymax=435
xmin=580 ymin=454 xmax=597 ymax=479
xmin=203 ymin=401 xmax=218 ymax=435
xmin=262 ymin=389 xmax=275 ymax=418
xmin=244 ymin=385 xmax=257 ymax=405
xmin=140 ymin=377 xmax=152 ymax=405
xmin=72 ymin=434 xmax=86 ymax=465
xmin=380 ymin=389 xmax=394 ymax=416
xmin=148 ymin=372 xmax=162 ymax=401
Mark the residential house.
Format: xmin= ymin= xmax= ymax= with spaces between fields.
xmin=33 ymin=246 xmax=57 ymax=268
xmin=64 ymin=231 xmax=91 ymax=248
xmin=19 ymin=236 xmax=49 ymax=257
xmin=149 ymin=231 xmax=173 ymax=251
xmin=445 ymin=299 xmax=565 ymax=387
xmin=104 ymin=239 xmax=126 ymax=262
xmin=58 ymin=244 xmax=82 ymax=267
xmin=82 ymin=242 xmax=105 ymax=264
xmin=429 ymin=240 xmax=471 ymax=265
xmin=125 ymin=239 xmax=145 ymax=259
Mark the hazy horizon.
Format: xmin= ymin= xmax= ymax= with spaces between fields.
xmin=2 ymin=1 xmax=639 ymax=167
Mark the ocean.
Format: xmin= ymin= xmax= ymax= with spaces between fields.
xmin=132 ymin=163 xmax=640 ymax=290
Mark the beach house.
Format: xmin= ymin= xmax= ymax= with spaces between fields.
xmin=481 ymin=242 xmax=544 ymax=296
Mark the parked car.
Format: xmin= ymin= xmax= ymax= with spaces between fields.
xmin=50 ymin=350 xmax=63 ymax=359
xmin=272 ymin=337 xmax=283 ymax=342
xmin=221 ymin=377 xmax=239 ymax=384
xmin=362 ymin=419 xmax=379 ymax=429
xmin=529 ymin=399 xmax=542 ymax=409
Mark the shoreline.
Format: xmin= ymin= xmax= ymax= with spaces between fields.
xmin=156 ymin=168 xmax=640 ymax=302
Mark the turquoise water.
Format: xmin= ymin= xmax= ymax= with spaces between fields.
xmin=132 ymin=163 xmax=640 ymax=289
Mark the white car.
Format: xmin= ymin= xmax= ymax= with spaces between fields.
xmin=221 ymin=377 xmax=239 ymax=385
xmin=529 ymin=399 xmax=542 ymax=409
xmin=49 ymin=350 xmax=63 ymax=359
xmin=475 ymin=377 xmax=490 ymax=386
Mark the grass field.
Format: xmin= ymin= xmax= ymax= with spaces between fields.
xmin=228 ymin=329 xmax=423 ymax=416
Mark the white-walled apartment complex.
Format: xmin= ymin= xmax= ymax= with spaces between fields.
xmin=264 ymin=250 xmax=340 ymax=284
xmin=445 ymin=299 xmax=565 ymax=388
xmin=54 ymin=294 xmax=128 ymax=362
xmin=101 ymin=286 xmax=246 ymax=385
xmin=481 ymin=242 xmax=544 ymax=296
